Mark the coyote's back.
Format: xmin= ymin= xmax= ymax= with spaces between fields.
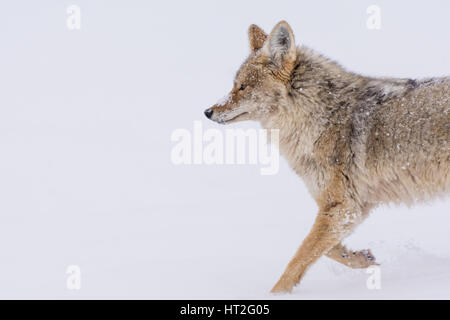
xmin=353 ymin=77 xmax=450 ymax=205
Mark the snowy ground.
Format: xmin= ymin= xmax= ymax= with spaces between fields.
xmin=0 ymin=1 xmax=449 ymax=299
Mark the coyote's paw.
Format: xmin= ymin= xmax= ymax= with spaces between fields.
xmin=347 ymin=249 xmax=378 ymax=269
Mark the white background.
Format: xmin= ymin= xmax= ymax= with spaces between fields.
xmin=0 ymin=0 xmax=449 ymax=299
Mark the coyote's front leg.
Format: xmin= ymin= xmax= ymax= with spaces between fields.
xmin=271 ymin=196 xmax=363 ymax=293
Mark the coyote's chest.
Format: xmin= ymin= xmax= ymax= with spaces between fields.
xmin=277 ymin=124 xmax=333 ymax=198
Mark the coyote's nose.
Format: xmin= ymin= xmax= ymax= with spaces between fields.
xmin=204 ymin=108 xmax=213 ymax=119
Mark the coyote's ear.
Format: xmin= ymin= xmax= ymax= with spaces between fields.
xmin=248 ymin=24 xmax=268 ymax=52
xmin=262 ymin=21 xmax=296 ymax=72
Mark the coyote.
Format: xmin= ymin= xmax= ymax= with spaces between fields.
xmin=204 ymin=21 xmax=450 ymax=293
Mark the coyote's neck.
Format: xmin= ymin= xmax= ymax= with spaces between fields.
xmin=260 ymin=47 xmax=366 ymax=195
xmin=262 ymin=47 xmax=356 ymax=170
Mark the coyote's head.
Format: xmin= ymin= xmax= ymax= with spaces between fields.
xmin=204 ymin=21 xmax=297 ymax=124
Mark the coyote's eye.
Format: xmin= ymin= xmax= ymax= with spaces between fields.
xmin=239 ymin=84 xmax=247 ymax=91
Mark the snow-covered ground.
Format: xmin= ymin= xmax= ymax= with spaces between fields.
xmin=0 ymin=1 xmax=449 ymax=299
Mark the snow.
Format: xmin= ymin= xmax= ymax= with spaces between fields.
xmin=0 ymin=1 xmax=449 ymax=299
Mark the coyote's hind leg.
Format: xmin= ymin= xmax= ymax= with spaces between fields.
xmin=326 ymin=243 xmax=377 ymax=269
